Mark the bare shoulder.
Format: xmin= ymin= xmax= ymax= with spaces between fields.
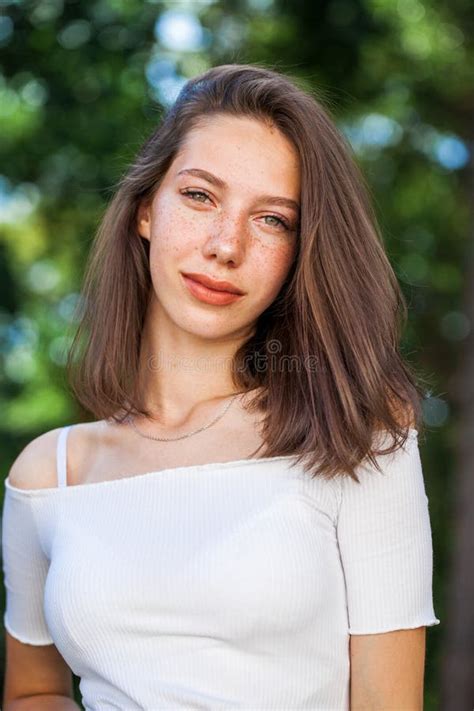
xmin=7 ymin=428 xmax=63 ymax=491
xmin=7 ymin=421 xmax=104 ymax=491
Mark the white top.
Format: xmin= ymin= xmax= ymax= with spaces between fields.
xmin=1 ymin=426 xmax=440 ymax=711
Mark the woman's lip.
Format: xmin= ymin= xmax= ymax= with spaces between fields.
xmin=183 ymin=272 xmax=243 ymax=294
xmin=182 ymin=274 xmax=244 ymax=305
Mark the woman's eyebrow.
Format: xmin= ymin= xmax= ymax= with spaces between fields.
xmin=176 ymin=167 xmax=300 ymax=214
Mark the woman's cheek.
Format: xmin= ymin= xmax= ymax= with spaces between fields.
xmin=255 ymin=240 xmax=295 ymax=283
xmin=246 ymin=253 xmax=292 ymax=314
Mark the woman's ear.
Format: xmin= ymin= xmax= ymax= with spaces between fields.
xmin=137 ymin=201 xmax=151 ymax=241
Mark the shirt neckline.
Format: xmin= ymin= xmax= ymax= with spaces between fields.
xmin=4 ymin=454 xmax=301 ymax=497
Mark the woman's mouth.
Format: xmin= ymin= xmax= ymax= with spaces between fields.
xmin=181 ymin=274 xmax=244 ymax=306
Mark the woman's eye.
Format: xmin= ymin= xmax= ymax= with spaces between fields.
xmin=181 ymin=189 xmax=211 ymax=203
xmin=262 ymin=215 xmax=291 ymax=231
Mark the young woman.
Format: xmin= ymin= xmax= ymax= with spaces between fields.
xmin=2 ymin=64 xmax=440 ymax=710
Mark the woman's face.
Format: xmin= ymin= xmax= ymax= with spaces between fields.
xmin=137 ymin=113 xmax=300 ymax=340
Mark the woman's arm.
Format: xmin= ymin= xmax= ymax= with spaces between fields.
xmin=2 ymin=434 xmax=81 ymax=710
xmin=349 ymin=626 xmax=426 ymax=710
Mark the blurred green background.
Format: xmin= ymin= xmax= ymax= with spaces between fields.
xmin=1 ymin=0 xmax=472 ymax=707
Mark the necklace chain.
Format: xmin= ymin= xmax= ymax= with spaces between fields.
xmin=126 ymin=393 xmax=240 ymax=442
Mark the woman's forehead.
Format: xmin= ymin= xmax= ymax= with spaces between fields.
xmin=169 ymin=118 xmax=300 ymax=198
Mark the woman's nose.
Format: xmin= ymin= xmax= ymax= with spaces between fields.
xmin=202 ymin=213 xmax=247 ymax=266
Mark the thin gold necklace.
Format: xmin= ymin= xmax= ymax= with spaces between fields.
xmin=126 ymin=393 xmax=240 ymax=442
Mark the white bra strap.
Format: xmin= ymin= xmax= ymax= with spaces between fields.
xmin=56 ymin=426 xmax=72 ymax=488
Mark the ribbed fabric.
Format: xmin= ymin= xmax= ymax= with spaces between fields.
xmin=1 ymin=427 xmax=440 ymax=711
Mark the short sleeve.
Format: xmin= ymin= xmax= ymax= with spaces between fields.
xmin=335 ymin=429 xmax=441 ymax=634
xmin=1 ymin=485 xmax=55 ymax=645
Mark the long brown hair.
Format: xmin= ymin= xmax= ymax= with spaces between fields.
xmin=66 ymin=62 xmax=428 ymax=482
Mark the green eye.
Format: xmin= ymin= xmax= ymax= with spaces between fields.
xmin=263 ymin=215 xmax=290 ymax=231
xmin=181 ymin=189 xmax=211 ymax=203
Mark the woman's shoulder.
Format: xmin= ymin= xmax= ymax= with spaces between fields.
xmin=7 ymin=421 xmax=104 ymax=491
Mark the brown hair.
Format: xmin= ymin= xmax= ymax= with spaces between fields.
xmin=66 ymin=62 xmax=428 ymax=482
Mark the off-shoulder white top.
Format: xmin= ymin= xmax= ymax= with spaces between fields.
xmin=1 ymin=426 xmax=440 ymax=710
